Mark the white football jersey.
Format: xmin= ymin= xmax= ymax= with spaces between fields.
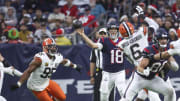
xmin=0 ymin=62 xmax=4 ymax=94
xmin=27 ymin=52 xmax=63 ymax=91
xmin=117 ymin=27 xmax=149 ymax=66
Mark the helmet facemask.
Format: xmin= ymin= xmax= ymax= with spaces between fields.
xmin=157 ymin=37 xmax=169 ymax=48
xmin=154 ymin=28 xmax=169 ymax=49
xmin=43 ymin=38 xmax=57 ymax=56
xmin=45 ymin=44 xmax=57 ymax=56
xmin=108 ymin=28 xmax=119 ymax=40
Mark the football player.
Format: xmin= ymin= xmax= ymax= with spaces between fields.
xmin=11 ymin=38 xmax=82 ymax=101
xmin=0 ymin=53 xmax=22 ymax=101
xmin=120 ymin=28 xmax=177 ymax=101
xmin=76 ymin=24 xmax=125 ymax=101
xmin=118 ymin=21 xmax=162 ymax=101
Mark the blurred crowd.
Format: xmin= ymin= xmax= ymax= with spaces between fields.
xmin=0 ymin=0 xmax=180 ymax=45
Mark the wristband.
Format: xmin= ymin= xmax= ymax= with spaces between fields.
xmin=17 ymin=81 xmax=22 ymax=87
xmin=160 ymin=52 xmax=162 ymax=60
xmin=73 ymin=64 xmax=77 ymax=69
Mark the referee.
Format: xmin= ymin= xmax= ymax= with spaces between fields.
xmin=90 ymin=28 xmax=114 ymax=101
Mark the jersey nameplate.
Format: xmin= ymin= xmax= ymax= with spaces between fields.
xmin=122 ymin=34 xmax=142 ymax=48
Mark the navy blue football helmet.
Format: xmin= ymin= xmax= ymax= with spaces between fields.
xmin=154 ymin=28 xmax=169 ymax=48
xmin=107 ymin=23 xmax=119 ymax=39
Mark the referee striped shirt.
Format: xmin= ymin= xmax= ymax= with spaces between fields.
xmin=90 ymin=49 xmax=103 ymax=69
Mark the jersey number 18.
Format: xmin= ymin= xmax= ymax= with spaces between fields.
xmin=111 ymin=49 xmax=123 ymax=64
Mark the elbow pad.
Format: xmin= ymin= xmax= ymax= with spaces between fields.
xmin=170 ymin=61 xmax=179 ymax=72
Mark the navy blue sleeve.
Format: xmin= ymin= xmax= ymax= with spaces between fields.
xmin=141 ymin=47 xmax=154 ymax=60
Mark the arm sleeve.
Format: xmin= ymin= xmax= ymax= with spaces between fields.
xmin=142 ymin=48 xmax=153 ymax=59
xmin=144 ymin=17 xmax=159 ymax=32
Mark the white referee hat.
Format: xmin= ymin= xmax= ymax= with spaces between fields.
xmin=98 ymin=28 xmax=107 ymax=33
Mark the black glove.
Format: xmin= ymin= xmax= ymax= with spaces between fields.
xmin=74 ymin=64 xmax=82 ymax=73
xmin=73 ymin=19 xmax=82 ymax=29
xmin=135 ymin=5 xmax=144 ymax=15
xmin=135 ymin=5 xmax=145 ymax=20
xmin=11 ymin=83 xmax=20 ymax=91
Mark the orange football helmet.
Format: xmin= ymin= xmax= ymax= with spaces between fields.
xmin=42 ymin=38 xmax=57 ymax=56
xmin=177 ymin=28 xmax=180 ymax=38
xmin=119 ymin=22 xmax=134 ymax=38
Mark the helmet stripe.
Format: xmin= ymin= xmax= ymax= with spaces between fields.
xmin=50 ymin=38 xmax=56 ymax=44
xmin=122 ymin=22 xmax=132 ymax=37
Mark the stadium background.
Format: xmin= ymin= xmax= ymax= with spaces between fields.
xmin=0 ymin=0 xmax=180 ymax=100
xmin=0 ymin=44 xmax=180 ymax=101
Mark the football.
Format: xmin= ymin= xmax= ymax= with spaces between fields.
xmin=72 ymin=19 xmax=82 ymax=29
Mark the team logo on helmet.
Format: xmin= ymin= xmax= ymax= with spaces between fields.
xmin=42 ymin=38 xmax=57 ymax=56
xmin=119 ymin=22 xmax=134 ymax=38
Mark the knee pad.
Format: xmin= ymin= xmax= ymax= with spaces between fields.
xmin=100 ymin=93 xmax=109 ymax=101
xmin=167 ymin=88 xmax=174 ymax=96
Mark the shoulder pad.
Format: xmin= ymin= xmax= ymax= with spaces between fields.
xmin=35 ymin=52 xmax=44 ymax=58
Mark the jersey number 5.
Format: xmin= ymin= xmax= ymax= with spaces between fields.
xmin=111 ymin=49 xmax=123 ymax=64
xmin=40 ymin=67 xmax=56 ymax=78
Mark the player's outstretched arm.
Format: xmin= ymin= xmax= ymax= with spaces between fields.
xmin=0 ymin=66 xmax=22 ymax=77
xmin=76 ymin=28 xmax=102 ymax=49
xmin=60 ymin=59 xmax=82 ymax=73
xmin=11 ymin=57 xmax=41 ymax=91
xmin=0 ymin=53 xmax=22 ymax=77
xmin=151 ymin=39 xmax=180 ymax=61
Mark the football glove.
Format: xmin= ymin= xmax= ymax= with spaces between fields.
xmin=73 ymin=64 xmax=82 ymax=73
xmin=11 ymin=82 xmax=21 ymax=91
xmin=135 ymin=5 xmax=145 ymax=20
xmin=135 ymin=5 xmax=144 ymax=15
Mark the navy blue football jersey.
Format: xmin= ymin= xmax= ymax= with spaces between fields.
xmin=99 ymin=37 xmax=124 ymax=73
xmin=137 ymin=44 xmax=169 ymax=79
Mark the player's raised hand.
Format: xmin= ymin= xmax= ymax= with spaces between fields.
xmin=135 ymin=5 xmax=145 ymax=20
xmin=73 ymin=19 xmax=82 ymax=29
xmin=135 ymin=5 xmax=144 ymax=15
xmin=76 ymin=28 xmax=84 ymax=36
